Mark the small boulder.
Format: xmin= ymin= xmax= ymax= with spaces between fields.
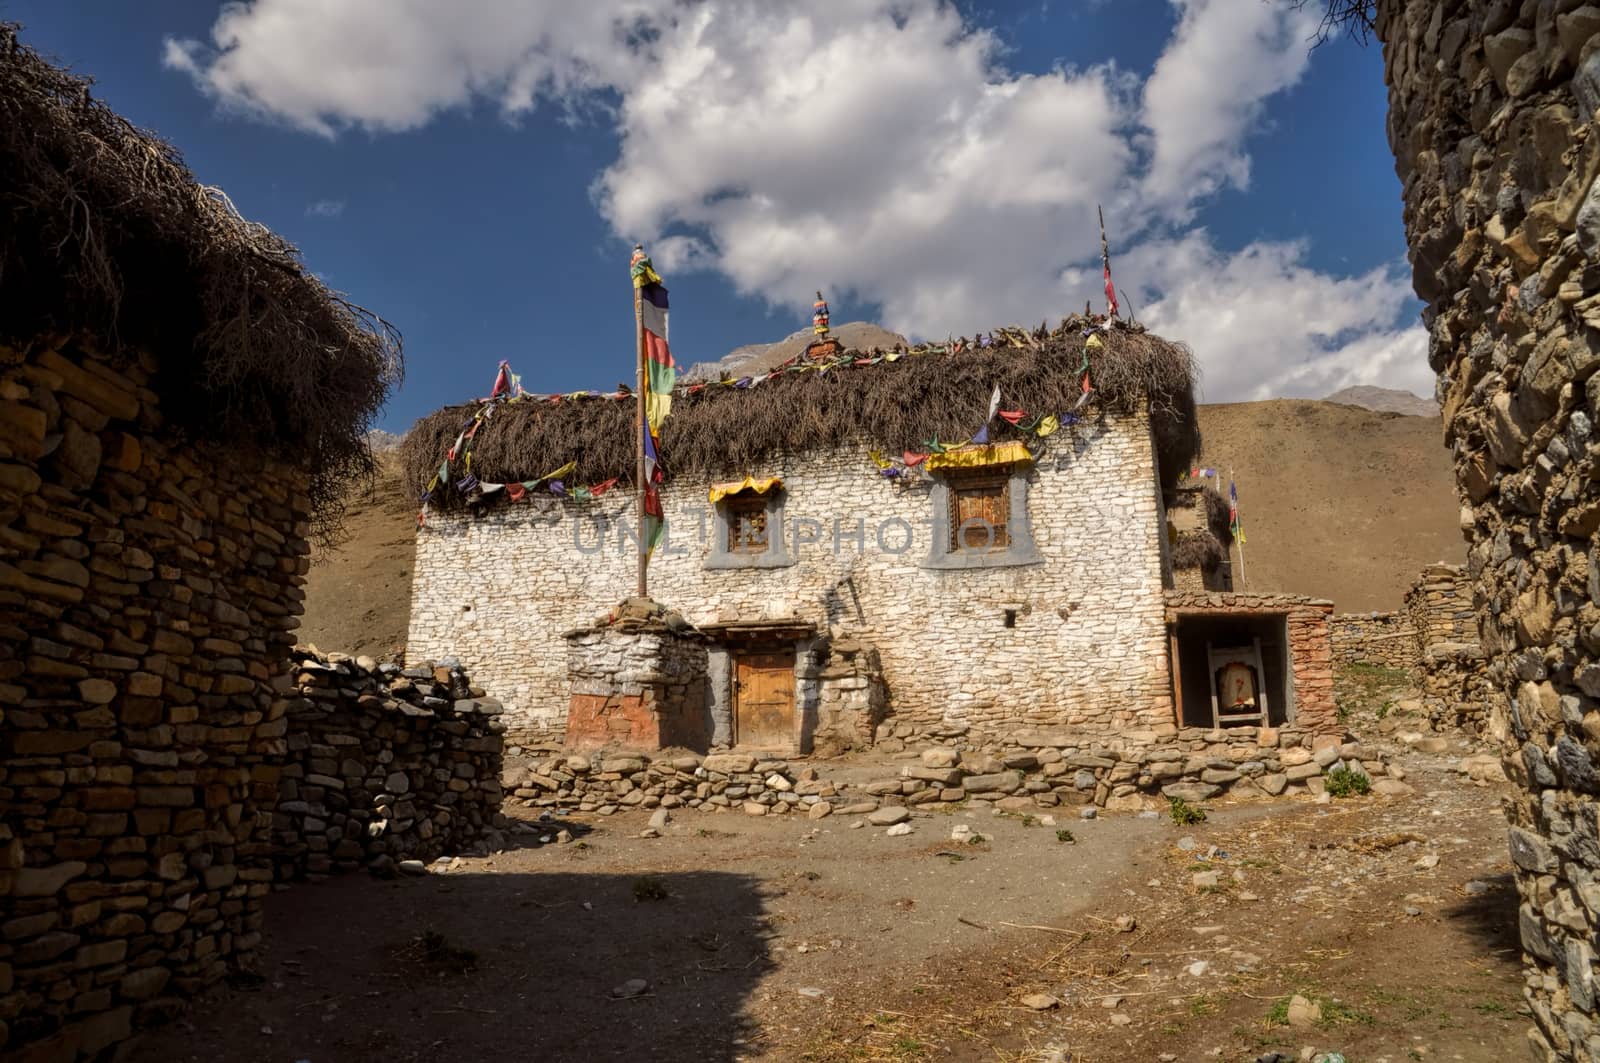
xmin=1285 ymin=993 xmax=1321 ymax=1027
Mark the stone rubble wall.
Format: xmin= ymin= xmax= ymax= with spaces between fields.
xmin=1404 ymin=562 xmax=1479 ymax=648
xmin=506 ymin=722 xmax=1403 ymax=819
xmin=811 ymin=637 xmax=887 ymax=755
xmin=1404 ymin=563 xmax=1495 ymax=734
xmin=410 ymin=415 xmax=1173 ymax=747
xmin=563 ymin=627 xmax=710 ymax=752
xmin=1330 ymin=612 xmax=1418 ymax=672
xmin=271 ymin=649 xmax=506 ymax=880
xmin=1379 ymin=1 xmax=1600 ymax=1055
xmin=1164 ymin=591 xmax=1340 ymax=737
xmin=0 ymin=339 xmax=310 ymax=1060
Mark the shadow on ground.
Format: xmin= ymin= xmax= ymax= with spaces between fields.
xmin=131 ymin=869 xmax=774 ymax=1063
xmin=1440 ymin=871 xmax=1521 ymax=953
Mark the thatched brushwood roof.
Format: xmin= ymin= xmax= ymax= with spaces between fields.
xmin=403 ymin=317 xmax=1200 ymax=512
xmin=0 ymin=24 xmax=401 ymax=538
xmin=1172 ymin=529 xmax=1227 ymax=571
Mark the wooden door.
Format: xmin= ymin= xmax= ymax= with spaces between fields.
xmin=734 ymin=651 xmax=795 ymax=749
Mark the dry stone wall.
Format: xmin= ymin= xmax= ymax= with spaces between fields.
xmin=0 ymin=339 xmax=309 ymax=1060
xmin=506 ymin=722 xmax=1403 ymax=817
xmin=410 ymin=414 xmax=1172 ymax=747
xmin=272 ymin=649 xmax=506 ymax=880
xmin=1404 ymin=563 xmax=1494 ymax=733
xmin=1330 ymin=612 xmax=1418 ymax=672
xmin=1379 ymin=1 xmax=1600 ymax=1055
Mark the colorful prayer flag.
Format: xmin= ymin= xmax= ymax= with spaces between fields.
xmin=642 ymin=421 xmax=665 ymax=555
xmin=630 ymin=244 xmax=662 ymax=288
xmin=1229 ymin=478 xmax=1246 ymax=545
xmin=1099 ymin=204 xmax=1119 ymax=318
xmin=638 ymin=272 xmax=676 ymax=431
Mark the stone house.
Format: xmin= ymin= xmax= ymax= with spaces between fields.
xmin=405 ymin=321 xmax=1340 ymax=754
xmin=0 ymin=32 xmax=397 ymax=1060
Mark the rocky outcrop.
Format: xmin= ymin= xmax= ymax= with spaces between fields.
xmin=1379 ymin=1 xmax=1600 ymax=1056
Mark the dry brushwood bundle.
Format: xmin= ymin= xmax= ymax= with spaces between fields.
xmin=402 ymin=318 xmax=1201 ymax=511
xmin=0 ymin=23 xmax=401 ymax=541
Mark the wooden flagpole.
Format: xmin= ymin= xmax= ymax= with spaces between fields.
xmin=635 ymin=287 xmax=648 ymax=599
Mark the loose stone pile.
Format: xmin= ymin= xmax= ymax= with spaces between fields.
xmin=273 ymin=650 xmax=507 ymax=879
xmin=507 ymin=723 xmax=1405 ymax=815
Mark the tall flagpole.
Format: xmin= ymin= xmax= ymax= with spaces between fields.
xmin=635 ymin=287 xmax=648 ymax=599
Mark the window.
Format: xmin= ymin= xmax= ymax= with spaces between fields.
xmin=706 ymin=482 xmax=793 ymax=570
xmin=921 ymin=460 xmax=1041 ymax=570
xmin=726 ymin=490 xmax=770 ymax=553
xmin=948 ymin=471 xmax=1011 ymax=552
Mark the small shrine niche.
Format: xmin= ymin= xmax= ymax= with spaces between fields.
xmin=1207 ymin=637 xmax=1269 ymax=728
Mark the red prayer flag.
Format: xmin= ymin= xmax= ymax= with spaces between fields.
xmin=998 ymin=410 xmax=1025 ymax=425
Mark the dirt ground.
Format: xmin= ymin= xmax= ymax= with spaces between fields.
xmin=132 ymin=689 xmax=1525 ymax=1063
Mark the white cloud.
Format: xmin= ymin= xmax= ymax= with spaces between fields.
xmin=1124 ymin=233 xmax=1432 ymax=402
xmin=163 ymin=1 xmax=654 ymax=135
xmin=304 ymin=199 xmax=346 ymax=218
xmin=595 ymin=1 xmax=1134 ymax=330
xmin=162 ymin=0 xmax=1426 ymax=401
xmin=1137 ymin=0 xmax=1321 ymax=213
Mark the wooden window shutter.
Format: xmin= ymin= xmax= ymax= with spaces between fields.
xmin=726 ymin=491 xmax=770 ymax=553
xmin=948 ymin=471 xmax=1010 ymax=551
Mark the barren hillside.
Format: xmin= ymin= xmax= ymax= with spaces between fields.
xmin=1197 ymin=399 xmax=1462 ymax=612
xmin=298 ymin=454 xmax=414 ymax=658
xmin=296 ymin=400 xmax=1463 ymax=654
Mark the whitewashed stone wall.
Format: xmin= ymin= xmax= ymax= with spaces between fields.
xmin=409 ymin=413 xmax=1172 ymax=746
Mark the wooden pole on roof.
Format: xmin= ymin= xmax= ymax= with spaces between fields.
xmin=635 ymin=285 xmax=648 ymax=599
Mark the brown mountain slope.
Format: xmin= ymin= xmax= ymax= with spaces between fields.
xmin=296 ymin=400 xmax=1464 ymax=654
xmin=1195 ymin=399 xmax=1463 ymax=612
xmin=297 ymin=454 xmax=414 ymax=658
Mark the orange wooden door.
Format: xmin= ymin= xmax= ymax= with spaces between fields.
xmin=734 ymin=651 xmax=794 ymax=749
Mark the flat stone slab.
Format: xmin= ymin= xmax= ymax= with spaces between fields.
xmin=866 ymin=806 xmax=910 ymax=826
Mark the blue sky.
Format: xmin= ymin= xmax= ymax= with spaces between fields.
xmin=8 ymin=1 xmax=1421 ymax=433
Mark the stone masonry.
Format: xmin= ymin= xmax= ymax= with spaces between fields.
xmin=410 ymin=414 xmax=1173 ymax=747
xmin=506 ymin=721 xmax=1397 ymax=817
xmin=1379 ymin=1 xmax=1600 ymax=1055
xmin=272 ymin=649 xmax=506 ymax=880
xmin=1330 ymin=611 xmax=1418 ymax=672
xmin=0 ymin=340 xmax=310 ymax=1060
xmin=564 ymin=626 xmax=710 ymax=752
xmin=1405 ymin=563 xmax=1495 ymax=733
